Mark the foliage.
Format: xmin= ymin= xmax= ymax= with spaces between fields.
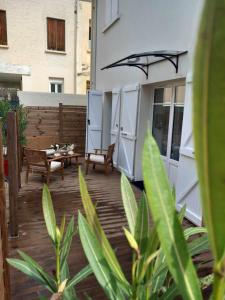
xmin=7 ymin=185 xmax=92 ymax=299
xmin=78 ymin=168 xmax=209 ymax=299
xmin=0 ymin=99 xmax=27 ymax=145
xmin=193 ymin=0 xmax=225 ymax=298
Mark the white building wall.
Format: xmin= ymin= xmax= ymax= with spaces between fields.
xmin=18 ymin=91 xmax=87 ymax=107
xmin=0 ymin=0 xmax=76 ymax=93
xmin=93 ymin=0 xmax=204 ymax=90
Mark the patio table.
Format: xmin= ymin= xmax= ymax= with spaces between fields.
xmin=47 ymin=152 xmax=82 ymax=168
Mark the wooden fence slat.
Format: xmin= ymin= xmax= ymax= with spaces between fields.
xmin=0 ymin=124 xmax=10 ymax=300
xmin=7 ymin=112 xmax=18 ymax=237
xmin=59 ymin=103 xmax=63 ymax=144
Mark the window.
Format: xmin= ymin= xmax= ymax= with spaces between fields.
xmin=0 ymin=10 xmax=7 ymax=45
xmin=152 ymin=85 xmax=185 ymax=161
xmin=88 ymin=19 xmax=91 ymax=50
xmin=170 ymin=86 xmax=185 ymax=160
xmin=49 ymin=79 xmax=64 ymax=93
xmin=105 ymin=0 xmax=119 ymax=26
xmin=47 ymin=18 xmax=65 ymax=51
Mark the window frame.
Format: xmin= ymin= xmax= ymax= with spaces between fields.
xmin=47 ymin=17 xmax=65 ymax=52
xmin=152 ymin=84 xmax=185 ymax=163
xmin=49 ymin=78 xmax=64 ymax=94
xmin=0 ymin=10 xmax=7 ymax=46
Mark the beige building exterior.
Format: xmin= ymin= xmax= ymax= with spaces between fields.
xmin=0 ymin=0 xmax=91 ymax=95
xmin=76 ymin=0 xmax=91 ymax=94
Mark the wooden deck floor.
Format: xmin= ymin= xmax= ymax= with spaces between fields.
xmin=8 ymin=165 xmax=142 ymax=299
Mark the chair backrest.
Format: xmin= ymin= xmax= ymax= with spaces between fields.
xmin=107 ymin=143 xmax=115 ymax=161
xmin=24 ymin=148 xmax=48 ymax=169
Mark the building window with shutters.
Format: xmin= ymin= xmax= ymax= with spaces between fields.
xmin=152 ymin=85 xmax=185 ymax=162
xmin=0 ymin=10 xmax=7 ymax=46
xmin=104 ymin=0 xmax=119 ymax=31
xmin=49 ymin=78 xmax=64 ymax=93
xmin=47 ymin=17 xmax=65 ymax=51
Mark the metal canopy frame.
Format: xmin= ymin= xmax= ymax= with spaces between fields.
xmin=101 ymin=50 xmax=188 ymax=79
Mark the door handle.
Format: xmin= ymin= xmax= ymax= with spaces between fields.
xmin=120 ymin=126 xmax=123 ymax=131
xmin=116 ymin=124 xmax=118 ymax=128
xmin=88 ymin=119 xmax=90 ymax=125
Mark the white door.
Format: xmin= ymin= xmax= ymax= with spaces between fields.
xmin=86 ymin=90 xmax=103 ymax=153
xmin=176 ymin=74 xmax=202 ymax=226
xmin=110 ymin=89 xmax=121 ymax=167
xmin=118 ymin=84 xmax=139 ymax=179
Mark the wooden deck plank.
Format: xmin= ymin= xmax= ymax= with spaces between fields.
xmin=9 ymin=165 xmax=141 ymax=299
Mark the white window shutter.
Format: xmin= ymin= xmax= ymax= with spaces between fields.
xmin=111 ymin=0 xmax=119 ymax=19
xmin=105 ymin=0 xmax=111 ymax=25
xmin=176 ymin=74 xmax=202 ymax=226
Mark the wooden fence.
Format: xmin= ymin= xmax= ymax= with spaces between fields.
xmin=25 ymin=104 xmax=86 ymax=154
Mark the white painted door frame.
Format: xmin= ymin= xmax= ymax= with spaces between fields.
xmin=110 ymin=88 xmax=121 ymax=167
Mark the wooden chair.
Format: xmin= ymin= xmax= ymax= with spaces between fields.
xmin=24 ymin=148 xmax=64 ymax=184
xmin=85 ymin=143 xmax=115 ymax=175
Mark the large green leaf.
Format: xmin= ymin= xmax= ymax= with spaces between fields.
xmin=7 ymin=258 xmax=54 ymax=292
xmin=66 ymin=265 xmax=92 ymax=290
xmin=142 ymin=132 xmax=202 ymax=300
xmin=60 ymin=216 xmax=75 ymax=270
xmin=193 ymin=0 xmax=225 ymax=296
xmin=134 ymin=192 xmax=151 ymax=255
xmin=78 ymin=212 xmax=126 ymax=300
xmin=42 ymin=184 xmax=56 ymax=243
xmin=121 ymin=173 xmax=138 ymax=235
xmin=78 ymin=169 xmax=129 ymax=289
xmin=17 ymin=250 xmax=57 ymax=293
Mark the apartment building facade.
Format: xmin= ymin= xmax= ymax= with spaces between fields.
xmin=88 ymin=0 xmax=204 ymax=225
xmin=0 ymin=0 xmax=91 ymax=98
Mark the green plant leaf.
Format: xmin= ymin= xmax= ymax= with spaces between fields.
xmin=184 ymin=227 xmax=207 ymax=240
xmin=61 ymin=262 xmax=77 ymax=300
xmin=151 ymin=250 xmax=167 ymax=295
xmin=7 ymin=258 xmax=54 ymax=292
xmin=159 ymin=284 xmax=179 ymax=300
xmin=134 ymin=192 xmax=151 ymax=255
xmin=123 ymin=227 xmax=139 ymax=254
xmin=66 ymin=265 xmax=92 ymax=290
xmin=121 ymin=173 xmax=138 ymax=235
xmin=17 ymin=250 xmax=57 ymax=293
xmin=78 ymin=168 xmax=129 ymax=290
xmin=60 ymin=216 xmax=75 ymax=270
xmin=142 ymin=132 xmax=202 ymax=300
xmin=188 ymin=235 xmax=209 ymax=257
xmin=193 ymin=0 xmax=225 ymax=266
xmin=60 ymin=215 xmax=66 ymax=239
xmin=42 ymin=184 xmax=56 ymax=243
xmin=178 ymin=205 xmax=186 ymax=224
xmin=78 ymin=212 xmax=126 ymax=300
xmin=193 ymin=0 xmax=225 ymax=297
